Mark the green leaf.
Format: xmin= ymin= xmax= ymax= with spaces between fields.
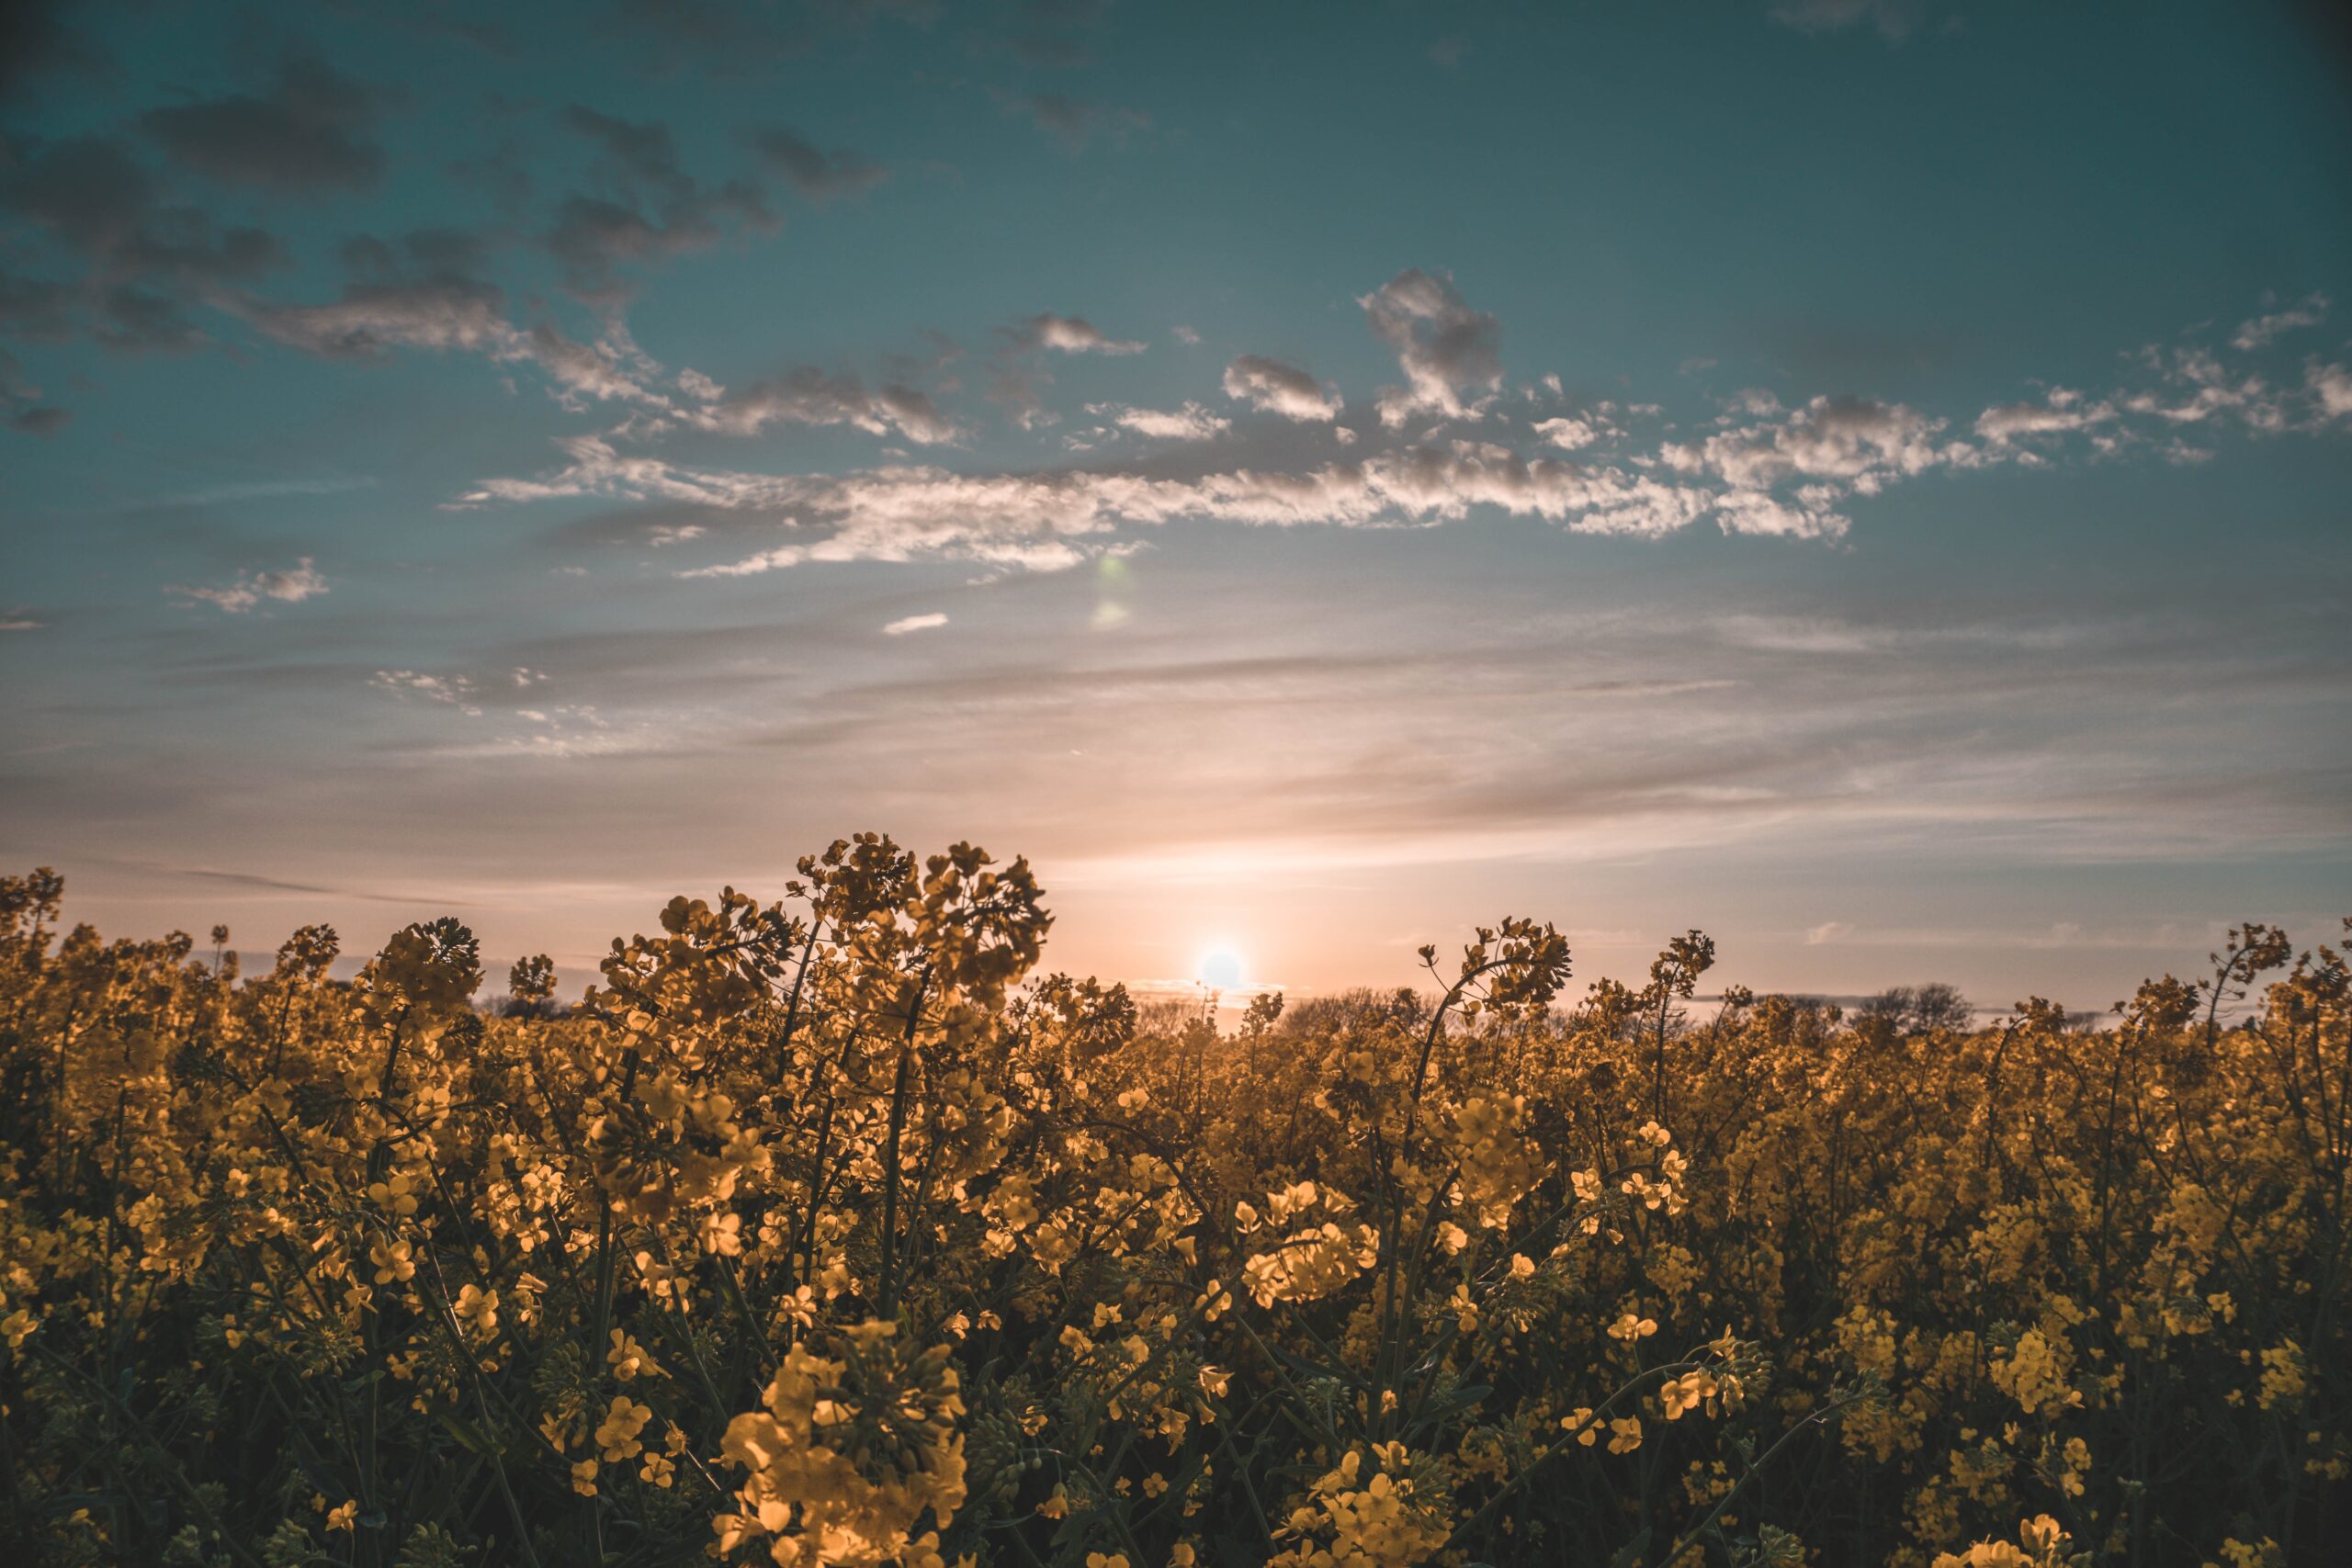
xmin=1610 ymin=1527 xmax=1653 ymax=1568
xmin=436 ymin=1408 xmax=495 ymax=1455
xmin=1419 ymin=1382 xmax=1493 ymax=1420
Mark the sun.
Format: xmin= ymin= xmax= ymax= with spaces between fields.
xmin=1195 ymin=946 xmax=1246 ymax=991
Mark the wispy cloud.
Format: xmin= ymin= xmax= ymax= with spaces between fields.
xmin=456 ymin=292 xmax=2352 ymax=579
xmin=107 ymin=858 xmax=468 ymax=905
xmin=1103 ymin=401 xmax=1230 ymax=441
xmin=139 ymin=55 xmax=386 ymax=192
xmin=2232 ymin=293 xmax=2328 ymax=351
xmin=742 ymin=125 xmax=889 ymax=199
xmin=169 ymin=558 xmax=328 ymax=614
xmin=550 ymin=107 xmax=775 ymax=304
xmin=1007 ymin=312 xmax=1148 ymax=355
xmin=372 ymin=669 xmax=481 ymax=714
xmin=679 ymin=367 xmax=958 ymax=444
xmin=473 ymin=434 xmax=1722 ymax=575
xmin=883 ymin=612 xmax=948 ymax=636
xmin=1223 ymin=355 xmax=1341 ymax=423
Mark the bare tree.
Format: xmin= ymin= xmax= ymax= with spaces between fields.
xmin=1860 ymin=982 xmax=1974 ymax=1035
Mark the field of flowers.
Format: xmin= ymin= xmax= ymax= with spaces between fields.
xmin=0 ymin=840 xmax=2344 ymax=1568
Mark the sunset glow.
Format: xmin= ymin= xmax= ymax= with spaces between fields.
xmin=1 ymin=6 xmax=2346 ymax=1565
xmin=0 ymin=1 xmax=2346 ymax=1008
xmin=1195 ymin=946 xmax=1246 ymax=993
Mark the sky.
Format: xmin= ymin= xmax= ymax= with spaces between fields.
xmin=2 ymin=0 xmax=2349 ymax=1012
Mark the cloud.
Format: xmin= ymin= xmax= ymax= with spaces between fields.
xmin=0 ymin=348 xmax=32 ymax=402
xmin=1532 ymin=415 xmax=1600 ymax=450
xmin=460 ymin=294 xmax=2352 ymax=576
xmin=964 ymin=314 xmax=1131 ymax=427
xmin=1714 ymin=615 xmax=1895 ymax=655
xmin=1666 ymin=393 xmax=1965 ymax=496
xmin=743 ymin=126 xmax=888 ymax=199
xmin=473 ymin=431 xmax=1728 ymax=575
xmin=0 ymin=134 xmax=287 ymax=349
xmin=373 ymin=669 xmax=481 ymax=715
xmin=0 ymin=268 xmax=72 ymax=341
xmin=169 ymin=558 xmax=329 ymax=614
xmin=236 ymin=277 xmax=515 ymax=358
xmin=883 ymin=612 xmax=948 ymax=636
xmin=562 ymin=105 xmax=692 ymax=191
xmin=1008 ymin=312 xmax=1147 ymax=355
xmin=2117 ymin=346 xmax=2284 ymax=430
xmin=684 ymin=367 xmax=957 ymax=443
xmin=547 ymin=107 xmax=774 ymax=301
xmin=1804 ymin=920 xmax=1855 ymax=945
xmin=231 ymin=278 xmax=669 ymax=406
xmin=544 ymin=190 xmax=769 ymax=302
xmin=1223 ymin=355 xmax=1340 ymax=422
xmin=526 ymin=322 xmax=673 ymax=404
xmin=1973 ymin=388 xmax=2114 ymax=443
xmin=2232 ymin=294 xmax=2328 ymax=351
xmin=342 ymin=226 xmax=492 ymax=284
xmin=105 ymin=858 xmax=472 ymax=905
xmin=1958 ymin=307 xmax=2352 ymax=446
xmin=1360 ymin=269 xmax=1502 ymax=426
xmin=1108 ymin=401 xmax=1230 ymax=441
xmin=2312 ymin=362 xmax=2352 ymax=422
xmin=1710 ymin=488 xmax=1850 ymax=539
xmin=7 ymin=406 xmax=68 ymax=436
xmin=989 ymin=313 xmax=1144 ymax=426
xmin=138 ymin=57 xmax=385 ymax=193
xmin=0 ymin=0 xmax=94 ymax=110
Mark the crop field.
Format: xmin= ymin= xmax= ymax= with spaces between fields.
xmin=0 ymin=843 xmax=2345 ymax=1567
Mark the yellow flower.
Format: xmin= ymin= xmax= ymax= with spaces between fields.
xmin=1932 ymin=1513 xmax=2071 ymax=1568
xmin=368 ymin=1236 xmax=414 ymax=1285
xmin=366 ymin=1172 xmax=421 ymax=1217
xmin=597 ymin=1395 xmax=654 ymax=1461
xmin=324 ymin=1499 xmax=358 ymax=1532
xmin=1662 ymin=1371 xmax=1717 ymax=1420
xmin=453 ymin=1283 xmax=499 ymax=1339
xmin=608 ymin=1327 xmax=662 ymax=1381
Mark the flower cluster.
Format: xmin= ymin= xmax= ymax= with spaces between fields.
xmin=0 ymin=863 xmax=2341 ymax=1567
